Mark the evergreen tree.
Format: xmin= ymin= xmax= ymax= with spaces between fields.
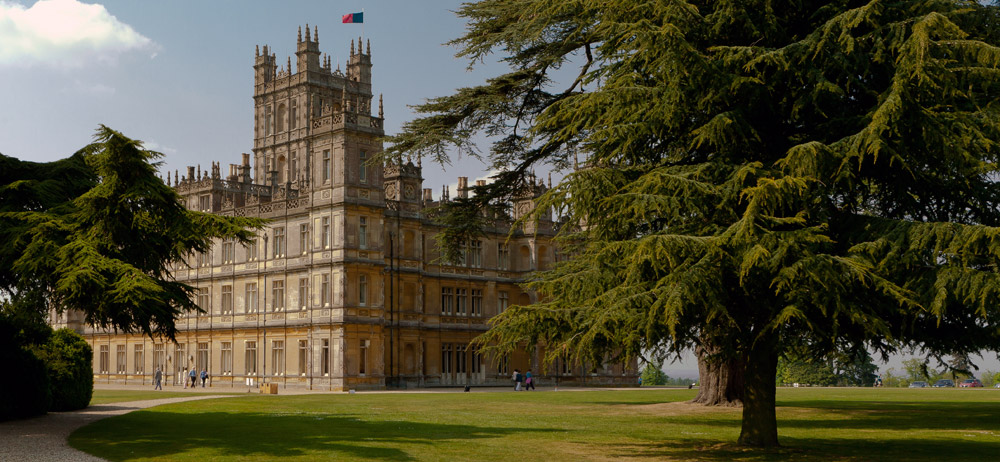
xmin=386 ymin=1 xmax=1000 ymax=447
xmin=640 ymin=358 xmax=669 ymax=386
xmin=0 ymin=126 xmax=263 ymax=339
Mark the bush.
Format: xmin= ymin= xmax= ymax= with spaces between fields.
xmin=0 ymin=315 xmax=51 ymax=421
xmin=35 ymin=329 xmax=93 ymax=411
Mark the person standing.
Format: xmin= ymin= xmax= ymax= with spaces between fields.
xmin=513 ymin=369 xmax=523 ymax=391
xmin=189 ymin=367 xmax=197 ymax=388
xmin=200 ymin=369 xmax=208 ymax=387
xmin=154 ymin=367 xmax=162 ymax=390
xmin=183 ymin=367 xmax=189 ymax=389
xmin=525 ymin=369 xmax=535 ymax=391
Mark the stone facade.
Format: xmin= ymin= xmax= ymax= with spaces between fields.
xmin=52 ymin=27 xmax=638 ymax=390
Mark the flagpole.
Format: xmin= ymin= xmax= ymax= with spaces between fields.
xmin=362 ymin=8 xmax=365 ymax=42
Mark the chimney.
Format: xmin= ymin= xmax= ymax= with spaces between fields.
xmin=423 ymin=188 xmax=433 ymax=202
xmin=457 ymin=177 xmax=468 ymax=198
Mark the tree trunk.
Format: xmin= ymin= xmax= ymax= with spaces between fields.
xmin=737 ymin=336 xmax=779 ymax=447
xmin=691 ymin=343 xmax=745 ymax=406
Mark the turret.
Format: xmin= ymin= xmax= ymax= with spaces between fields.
xmin=347 ymin=36 xmax=373 ymax=87
xmin=296 ymin=23 xmax=321 ymax=74
xmin=254 ymin=44 xmax=277 ymax=85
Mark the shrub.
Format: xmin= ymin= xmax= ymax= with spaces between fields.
xmin=36 ymin=329 xmax=93 ymax=411
xmin=0 ymin=315 xmax=51 ymax=420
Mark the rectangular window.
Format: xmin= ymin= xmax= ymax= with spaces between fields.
xmin=471 ymin=345 xmax=482 ymax=374
xmin=471 ymin=289 xmax=483 ymax=317
xmin=272 ymin=280 xmax=285 ymax=311
xmin=298 ymin=340 xmax=308 ymax=376
xmin=116 ymin=345 xmax=126 ymax=374
xmin=498 ymin=354 xmax=509 ymax=375
xmin=247 ymin=238 xmax=258 ymax=262
xmin=265 ymin=106 xmax=272 ymax=136
xmin=153 ymin=343 xmax=165 ymax=374
xmin=199 ymin=194 xmax=211 ymax=212
xmin=359 ymin=217 xmax=368 ymax=249
xmin=290 ymin=99 xmax=298 ymax=130
xmin=245 ymin=341 xmax=257 ymax=375
xmin=498 ymin=244 xmax=510 ymax=270
xmin=271 ymin=340 xmax=284 ymax=376
xmin=274 ymin=227 xmax=286 ymax=258
xmin=196 ymin=287 xmax=210 ymax=311
xmin=359 ymin=339 xmax=368 ymax=376
xmin=300 ymin=224 xmax=309 ymax=255
xmin=197 ymin=342 xmax=208 ymax=372
xmin=359 ymin=274 xmax=368 ymax=306
xmin=322 ymin=150 xmax=331 ymax=183
xmin=222 ymin=241 xmax=235 ymax=264
xmin=322 ymin=339 xmax=330 ymax=376
xmin=221 ymin=285 xmax=233 ymax=314
xmin=198 ymin=251 xmax=210 ymax=267
xmin=359 ymin=151 xmax=367 ymax=183
xmin=456 ymin=288 xmax=467 ymax=315
xmin=321 ymin=274 xmax=331 ymax=307
xmin=322 ymin=217 xmax=331 ymax=249
xmin=468 ymin=240 xmax=482 ymax=268
xmin=441 ymin=287 xmax=453 ymax=315
xmin=499 ymin=291 xmax=509 ymax=313
xmin=245 ymin=283 xmax=258 ymax=313
xmin=175 ymin=343 xmax=186 ymax=378
xmin=221 ymin=342 xmax=233 ymax=375
xmin=299 ymin=278 xmax=309 ymax=310
xmin=133 ymin=344 xmax=144 ymax=374
xmin=99 ymin=345 xmax=109 ymax=373
xmin=456 ymin=344 xmax=467 ymax=374
xmin=441 ymin=343 xmax=452 ymax=375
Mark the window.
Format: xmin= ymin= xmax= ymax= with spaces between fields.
xmin=471 ymin=345 xmax=482 ymax=374
xmin=199 ymin=194 xmax=210 ymax=211
xmin=221 ymin=285 xmax=233 ymax=314
xmin=498 ymin=244 xmax=510 ymax=270
xmin=299 ymin=278 xmax=309 ymax=310
xmin=322 ymin=150 xmax=331 ymax=183
xmin=321 ymin=274 xmax=331 ymax=307
xmin=274 ymin=227 xmax=286 ymax=258
xmin=468 ymin=240 xmax=482 ymax=267
xmin=359 ymin=151 xmax=367 ymax=183
xmin=245 ymin=341 xmax=257 ymax=375
xmin=321 ymin=339 xmax=330 ymax=376
xmin=359 ymin=217 xmax=368 ymax=249
xmin=322 ymin=217 xmax=331 ymax=248
xmin=221 ymin=342 xmax=233 ymax=375
xmin=245 ymin=283 xmax=258 ymax=313
xmin=198 ymin=251 xmax=210 ymax=267
xmin=441 ymin=287 xmax=453 ymax=315
xmin=222 ymin=241 xmax=235 ymax=264
xmin=290 ymin=99 xmax=298 ymax=130
xmin=116 ymin=345 xmax=126 ymax=374
xmin=247 ymin=238 xmax=258 ymax=262
xmin=471 ymin=289 xmax=483 ymax=317
xmin=300 ymin=224 xmax=309 ymax=255
xmin=272 ymin=280 xmax=285 ymax=311
xmin=175 ymin=343 xmax=186 ymax=377
xmin=359 ymin=339 xmax=368 ymax=375
xmin=133 ymin=344 xmax=144 ymax=374
xmin=456 ymin=344 xmax=467 ymax=374
xmin=277 ymin=103 xmax=286 ymax=132
xmin=498 ymin=354 xmax=510 ymax=375
xmin=271 ymin=340 xmax=285 ymax=376
xmin=359 ymin=275 xmax=368 ymax=306
xmin=456 ymin=288 xmax=467 ymax=315
xmin=196 ymin=287 xmax=210 ymax=311
xmin=153 ymin=343 xmax=165 ymax=373
xmin=197 ymin=343 xmax=208 ymax=372
xmin=290 ymin=151 xmax=298 ymax=181
xmin=298 ymin=340 xmax=308 ymax=376
xmin=499 ymin=291 xmax=509 ymax=313
xmin=441 ymin=344 xmax=452 ymax=375
xmin=265 ymin=106 xmax=272 ymax=136
xmin=99 ymin=345 xmax=109 ymax=373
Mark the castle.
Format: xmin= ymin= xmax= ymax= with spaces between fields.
xmin=54 ymin=26 xmax=637 ymax=390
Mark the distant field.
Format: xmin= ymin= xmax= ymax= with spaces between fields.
xmin=71 ymin=387 xmax=1000 ymax=461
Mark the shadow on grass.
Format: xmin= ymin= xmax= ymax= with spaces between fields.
xmin=70 ymin=410 xmax=557 ymax=461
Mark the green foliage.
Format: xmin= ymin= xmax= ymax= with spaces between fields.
xmin=0 ymin=126 xmax=264 ymax=339
xmin=0 ymin=311 xmax=50 ymax=420
xmin=777 ymin=357 xmax=838 ymax=387
xmin=640 ymin=359 xmax=669 ymax=386
xmin=35 ymin=328 xmax=93 ymax=411
xmin=389 ymin=0 xmax=1000 ymax=446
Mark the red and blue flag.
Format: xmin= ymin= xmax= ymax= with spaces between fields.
xmin=342 ymin=12 xmax=363 ymax=23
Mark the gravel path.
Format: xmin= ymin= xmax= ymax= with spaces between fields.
xmin=0 ymin=395 xmax=229 ymax=462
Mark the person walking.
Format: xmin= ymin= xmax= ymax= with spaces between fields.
xmin=513 ymin=369 xmax=523 ymax=391
xmin=154 ymin=367 xmax=162 ymax=390
xmin=525 ymin=369 xmax=535 ymax=391
xmin=200 ymin=369 xmax=208 ymax=387
xmin=189 ymin=367 xmax=198 ymax=388
xmin=183 ymin=367 xmax=189 ymax=389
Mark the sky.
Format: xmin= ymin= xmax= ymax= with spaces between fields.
xmin=0 ymin=0 xmax=506 ymax=193
xmin=2 ymin=0 xmax=998 ymax=380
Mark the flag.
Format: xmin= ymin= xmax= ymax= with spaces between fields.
xmin=342 ymin=12 xmax=363 ymax=23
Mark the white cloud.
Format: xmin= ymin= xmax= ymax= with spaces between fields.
xmin=0 ymin=0 xmax=154 ymax=67
xmin=142 ymin=140 xmax=177 ymax=155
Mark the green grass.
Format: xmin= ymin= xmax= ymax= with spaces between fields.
xmin=69 ymin=387 xmax=1000 ymax=461
xmin=91 ymin=389 xmax=243 ymax=404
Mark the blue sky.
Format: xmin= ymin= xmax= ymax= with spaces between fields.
xmin=0 ymin=0 xmax=504 ymax=193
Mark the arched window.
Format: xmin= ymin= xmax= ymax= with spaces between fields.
xmin=277 ymin=103 xmax=287 ymax=132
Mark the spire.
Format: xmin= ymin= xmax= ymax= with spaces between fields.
xmin=314 ymin=25 xmax=318 ymax=43
xmin=174 ymin=170 xmax=179 ymax=186
xmin=305 ymin=23 xmax=311 ymax=41
xmin=350 ymin=39 xmax=355 ymax=56
xmin=366 ymin=39 xmax=370 ymax=55
xmin=287 ymin=56 xmax=291 ymax=73
xmin=548 ymin=172 xmax=552 ymax=188
xmin=298 ymin=26 xmax=302 ymax=43
xmin=255 ymin=44 xmax=259 ymax=56
xmin=341 ymin=86 xmax=347 ymax=111
xmin=358 ymin=36 xmax=362 ymax=54
xmin=378 ymin=94 xmax=383 ymax=118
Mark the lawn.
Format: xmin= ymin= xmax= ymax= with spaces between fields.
xmin=91 ymin=389 xmax=241 ymax=405
xmin=70 ymin=387 xmax=1000 ymax=461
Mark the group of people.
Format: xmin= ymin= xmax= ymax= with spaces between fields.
xmin=511 ymin=369 xmax=536 ymax=391
xmin=151 ymin=366 xmax=209 ymax=390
